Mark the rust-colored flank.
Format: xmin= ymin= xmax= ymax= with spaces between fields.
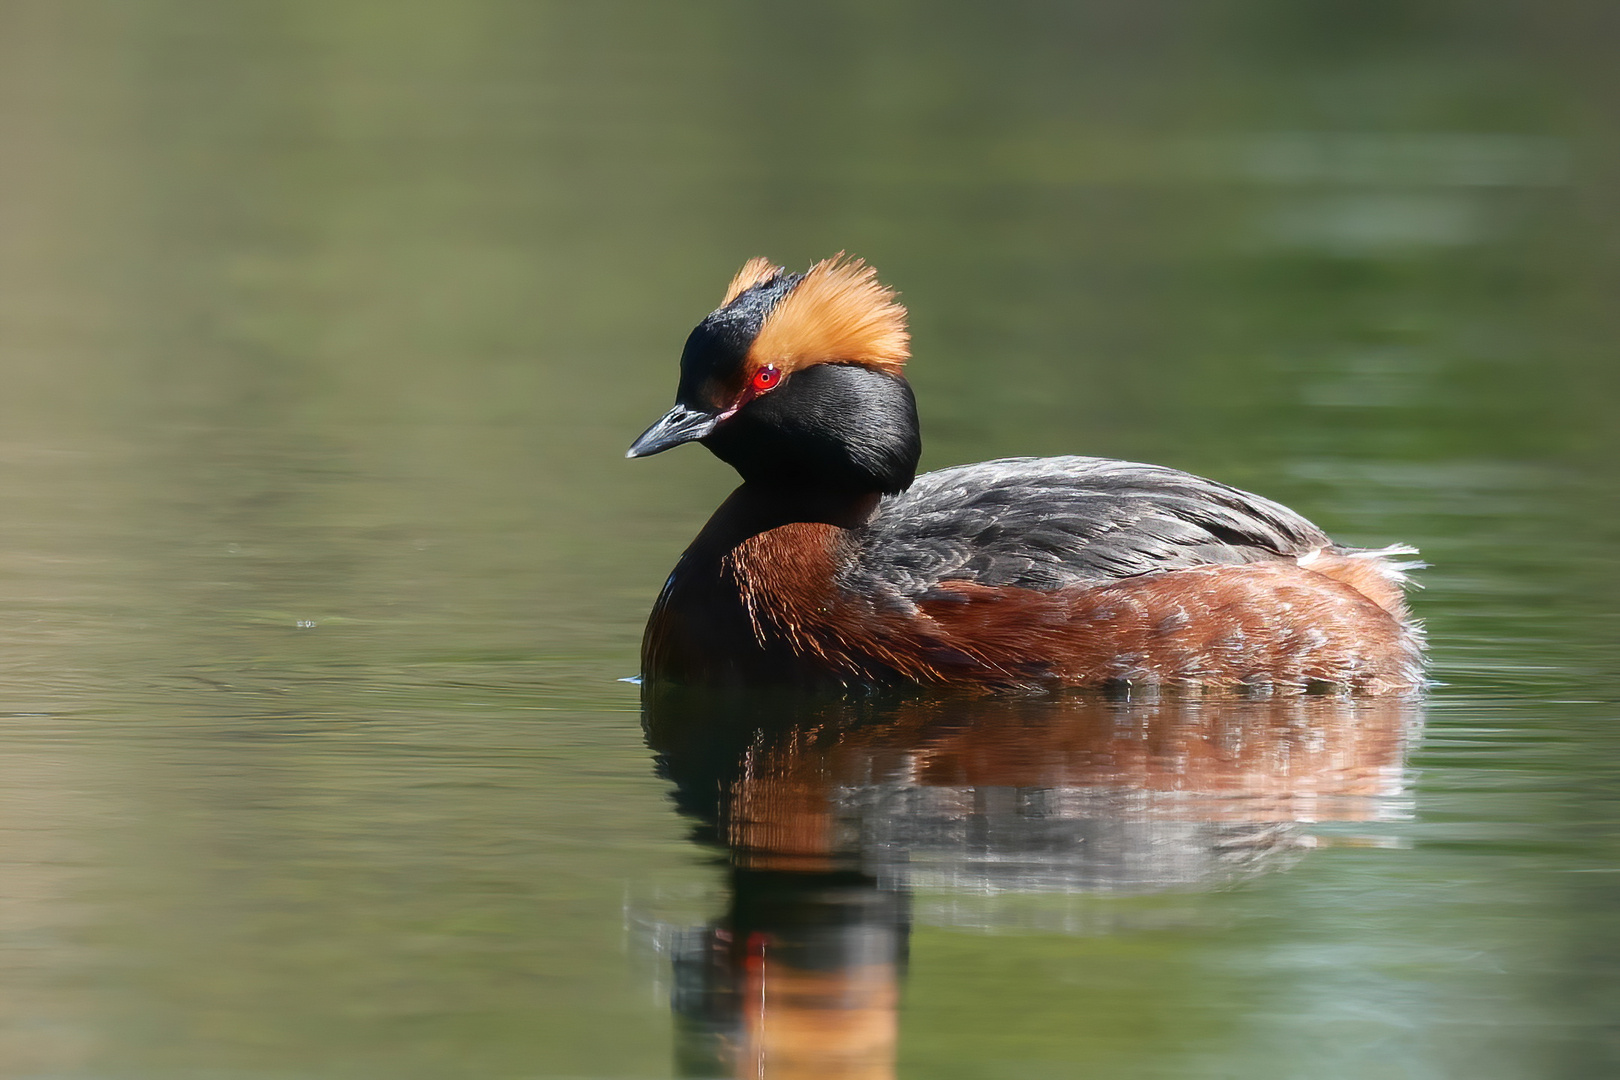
xmin=700 ymin=523 xmax=1424 ymax=695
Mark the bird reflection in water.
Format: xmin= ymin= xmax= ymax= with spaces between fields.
xmin=644 ymin=687 xmax=1422 ymax=1079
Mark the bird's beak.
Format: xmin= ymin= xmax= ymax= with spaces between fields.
xmin=626 ymin=403 xmax=720 ymax=459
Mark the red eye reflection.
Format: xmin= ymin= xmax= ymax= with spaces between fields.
xmin=750 ymin=366 xmax=782 ymax=392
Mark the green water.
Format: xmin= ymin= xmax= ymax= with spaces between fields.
xmin=1 ymin=1 xmax=1617 ymax=1076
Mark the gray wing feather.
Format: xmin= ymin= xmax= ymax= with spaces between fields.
xmin=844 ymin=457 xmax=1331 ymax=598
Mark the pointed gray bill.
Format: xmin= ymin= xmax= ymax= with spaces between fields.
xmin=626 ymin=404 xmax=720 ymax=458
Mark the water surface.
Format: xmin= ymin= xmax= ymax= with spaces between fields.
xmin=0 ymin=2 xmax=1617 ymax=1077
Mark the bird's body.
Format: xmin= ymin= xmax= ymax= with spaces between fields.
xmin=630 ymin=257 xmax=1423 ymax=694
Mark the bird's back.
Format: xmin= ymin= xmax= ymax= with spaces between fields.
xmin=843 ymin=456 xmax=1335 ymax=601
xmin=803 ymin=456 xmax=1422 ymax=691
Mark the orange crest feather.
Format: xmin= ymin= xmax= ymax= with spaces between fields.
xmin=721 ymin=257 xmax=785 ymax=306
xmin=746 ymin=254 xmax=909 ymax=376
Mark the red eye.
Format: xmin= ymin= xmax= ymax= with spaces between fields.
xmin=750 ymin=366 xmax=782 ymax=392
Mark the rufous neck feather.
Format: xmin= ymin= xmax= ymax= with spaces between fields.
xmin=727 ymin=254 xmax=910 ymax=377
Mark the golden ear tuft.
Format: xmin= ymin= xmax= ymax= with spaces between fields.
xmin=721 ymin=257 xmax=786 ymax=306
xmin=747 ymin=254 xmax=909 ymax=376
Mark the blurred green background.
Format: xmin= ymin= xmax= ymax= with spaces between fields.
xmin=0 ymin=1 xmax=1617 ymax=1077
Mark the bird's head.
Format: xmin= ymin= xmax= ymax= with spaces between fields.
xmin=628 ymin=255 xmax=920 ymax=496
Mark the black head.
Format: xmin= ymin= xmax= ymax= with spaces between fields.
xmin=628 ymin=256 xmax=921 ymax=497
xmin=673 ymin=270 xmax=804 ymax=410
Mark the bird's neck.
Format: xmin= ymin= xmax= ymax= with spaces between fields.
xmin=693 ymin=482 xmax=880 ymax=555
xmin=733 ymin=482 xmax=882 ymax=530
xmin=642 ymin=483 xmax=879 ymax=686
